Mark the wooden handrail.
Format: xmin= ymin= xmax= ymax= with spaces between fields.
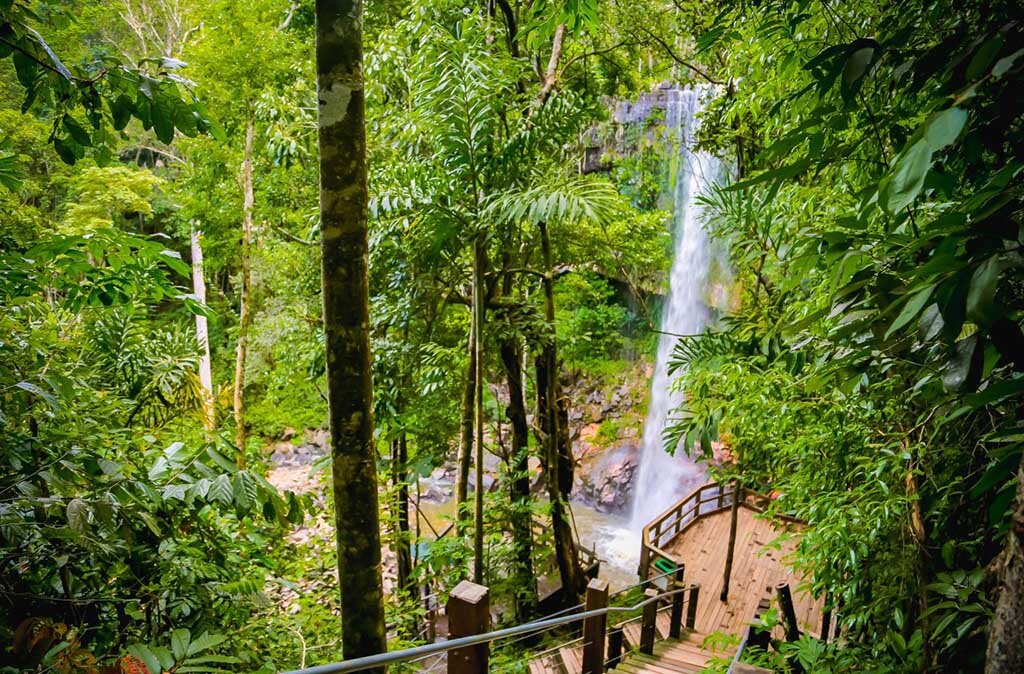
xmin=639 ymin=481 xmax=803 ymax=579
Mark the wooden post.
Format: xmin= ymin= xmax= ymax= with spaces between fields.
xmin=686 ymin=583 xmax=700 ymax=630
xmin=607 ymin=626 xmax=624 ymax=669
xmin=582 ymin=578 xmax=609 ymax=674
xmin=720 ymin=479 xmax=741 ymax=602
xmin=448 ymin=580 xmax=489 ymax=674
xmin=640 ymin=588 xmax=658 ymax=655
xmin=776 ymin=582 xmax=800 ymax=642
xmin=820 ymin=591 xmax=833 ymax=643
xmin=639 ymin=544 xmax=650 ymax=580
xmin=669 ymin=565 xmax=686 ymax=638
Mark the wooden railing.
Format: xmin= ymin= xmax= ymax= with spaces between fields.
xmin=638 ymin=481 xmax=781 ymax=579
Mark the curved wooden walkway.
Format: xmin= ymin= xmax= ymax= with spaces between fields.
xmin=530 ymin=482 xmax=824 ymax=673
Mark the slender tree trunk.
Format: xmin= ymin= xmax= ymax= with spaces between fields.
xmin=472 ymin=236 xmax=486 ymax=584
xmin=500 ymin=335 xmax=537 ymax=620
xmin=986 ymin=460 xmax=1024 ymax=673
xmin=315 ymin=0 xmax=386 ymax=665
xmin=456 ymin=318 xmax=475 ymax=530
xmin=537 ymin=23 xmax=566 ymax=106
xmin=536 ymin=220 xmax=583 ymax=602
xmin=391 ymin=433 xmax=413 ymax=602
xmin=232 ymin=117 xmax=255 ymax=466
xmin=190 ymin=224 xmax=215 ymax=431
xmin=721 ymin=478 xmax=740 ymax=601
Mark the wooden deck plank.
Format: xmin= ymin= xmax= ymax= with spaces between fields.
xmin=660 ymin=504 xmax=822 ymax=640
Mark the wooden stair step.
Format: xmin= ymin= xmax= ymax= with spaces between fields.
xmin=651 ymin=642 xmax=711 ymax=668
xmin=631 ymin=653 xmax=704 ymax=673
xmin=558 ymin=645 xmax=582 ymax=673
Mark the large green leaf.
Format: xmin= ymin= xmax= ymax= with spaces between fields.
xmin=924 ymin=108 xmax=967 ymax=151
xmin=966 ymin=256 xmax=1000 ymax=324
xmin=171 ymin=628 xmax=191 ymax=661
xmin=881 ymin=140 xmax=931 ymax=213
xmin=885 ymin=285 xmax=935 ymax=339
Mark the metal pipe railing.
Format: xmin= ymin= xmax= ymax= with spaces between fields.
xmin=283 ymin=585 xmax=693 ymax=674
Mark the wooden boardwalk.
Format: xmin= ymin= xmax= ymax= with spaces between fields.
xmin=663 ymin=503 xmax=822 ymax=640
xmin=528 ymin=479 xmax=823 ymax=667
xmin=529 ymin=482 xmax=824 ymax=673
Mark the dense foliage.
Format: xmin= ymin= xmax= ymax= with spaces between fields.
xmin=666 ymin=1 xmax=1024 ymax=672
xmin=2 ymin=0 xmax=1022 ymax=672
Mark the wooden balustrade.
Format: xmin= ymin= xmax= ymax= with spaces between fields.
xmin=639 ymin=481 xmax=804 ymax=580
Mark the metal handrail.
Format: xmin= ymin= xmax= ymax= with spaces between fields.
xmin=495 ymin=566 xmax=679 ymax=651
xmin=283 ymin=585 xmax=693 ymax=674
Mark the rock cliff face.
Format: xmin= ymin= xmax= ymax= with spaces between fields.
xmin=566 ymin=361 xmax=651 ymax=512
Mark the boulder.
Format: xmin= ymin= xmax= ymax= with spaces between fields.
xmin=573 ymin=441 xmax=639 ymax=513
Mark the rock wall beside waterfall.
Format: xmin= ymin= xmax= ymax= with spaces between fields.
xmin=566 ymin=361 xmax=651 ymax=512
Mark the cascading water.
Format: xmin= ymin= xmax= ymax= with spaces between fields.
xmin=566 ymin=85 xmax=728 ymax=586
xmin=628 ymin=85 xmax=726 ymax=528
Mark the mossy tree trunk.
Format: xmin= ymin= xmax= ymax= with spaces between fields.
xmin=535 ymin=220 xmax=583 ymax=603
xmin=986 ymin=460 xmax=1024 ymax=673
xmin=315 ymin=0 xmax=386 ymax=665
xmin=232 ymin=116 xmax=255 ymax=466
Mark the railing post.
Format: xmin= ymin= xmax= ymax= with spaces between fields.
xmin=820 ymin=590 xmax=833 ymax=643
xmin=640 ymin=588 xmax=658 ymax=655
xmin=581 ymin=578 xmax=609 ymax=674
xmin=448 ymin=580 xmax=489 ymax=674
xmin=686 ymin=583 xmax=700 ymax=631
xmin=606 ymin=626 xmax=624 ymax=669
xmin=776 ymin=582 xmax=800 ymax=642
xmin=638 ymin=544 xmax=650 ymax=579
xmin=669 ymin=564 xmax=686 ymax=638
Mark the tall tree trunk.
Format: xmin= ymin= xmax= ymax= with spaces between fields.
xmin=500 ymin=335 xmax=537 ymax=620
xmin=232 ymin=117 xmax=255 ymax=466
xmin=456 ymin=319 xmax=475 ymax=531
xmin=472 ymin=236 xmax=486 ymax=584
xmin=536 ymin=220 xmax=583 ymax=602
xmin=315 ymin=0 xmax=386 ymax=666
xmin=391 ymin=433 xmax=413 ymax=604
xmin=190 ymin=224 xmax=215 ymax=431
xmin=986 ymin=460 xmax=1024 ymax=674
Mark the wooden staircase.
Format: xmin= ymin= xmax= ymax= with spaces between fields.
xmin=529 ymin=611 xmax=726 ymax=674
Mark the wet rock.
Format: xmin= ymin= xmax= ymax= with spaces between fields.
xmin=574 ymin=441 xmax=639 ymax=513
xmin=281 ymin=427 xmax=298 ymax=440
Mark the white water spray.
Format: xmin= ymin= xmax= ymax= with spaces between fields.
xmin=628 ymin=86 xmax=725 ymax=529
xmin=573 ymin=86 xmax=727 ymax=584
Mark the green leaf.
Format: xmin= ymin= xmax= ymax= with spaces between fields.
xmin=942 ymin=334 xmax=981 ymax=392
xmin=63 ymin=117 xmax=92 ymax=147
xmin=53 ymin=137 xmax=78 ymax=165
xmin=967 ymin=35 xmax=1004 ymax=81
xmin=992 ymin=48 xmax=1024 ymax=79
xmin=886 ymin=285 xmax=935 ymax=338
xmin=186 ymin=632 xmax=227 ymax=656
xmin=111 ymin=95 xmax=134 ymax=131
xmin=924 ymin=108 xmax=967 ymax=151
xmin=882 ymin=140 xmax=931 ymax=214
xmin=171 ymin=628 xmax=191 ymax=661
xmin=966 ymin=256 xmax=1000 ymax=324
xmin=127 ymin=644 xmax=161 ymax=674
xmin=208 ymin=474 xmax=233 ymax=504
xmin=14 ymin=380 xmax=59 ymax=409
xmin=841 ymin=46 xmax=875 ymax=103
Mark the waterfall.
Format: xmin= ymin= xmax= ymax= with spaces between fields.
xmin=628 ymin=86 xmax=725 ymax=529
